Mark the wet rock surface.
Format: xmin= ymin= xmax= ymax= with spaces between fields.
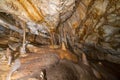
xmin=0 ymin=0 xmax=120 ymax=80
xmin=0 ymin=0 xmax=120 ymax=64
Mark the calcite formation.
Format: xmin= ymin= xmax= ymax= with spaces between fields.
xmin=0 ymin=0 xmax=76 ymax=34
xmin=0 ymin=0 xmax=120 ymax=63
xmin=0 ymin=0 xmax=120 ymax=80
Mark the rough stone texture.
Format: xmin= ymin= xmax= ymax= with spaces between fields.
xmin=0 ymin=0 xmax=76 ymax=33
xmin=0 ymin=0 xmax=120 ymax=63
xmin=0 ymin=0 xmax=120 ymax=80
xmin=59 ymin=0 xmax=120 ymax=64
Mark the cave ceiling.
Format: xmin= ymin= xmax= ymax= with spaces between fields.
xmin=0 ymin=0 xmax=120 ymax=64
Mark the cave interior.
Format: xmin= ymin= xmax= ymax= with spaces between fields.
xmin=0 ymin=0 xmax=120 ymax=80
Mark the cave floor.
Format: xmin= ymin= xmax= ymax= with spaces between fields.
xmin=0 ymin=59 xmax=120 ymax=80
xmin=0 ymin=46 xmax=120 ymax=80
